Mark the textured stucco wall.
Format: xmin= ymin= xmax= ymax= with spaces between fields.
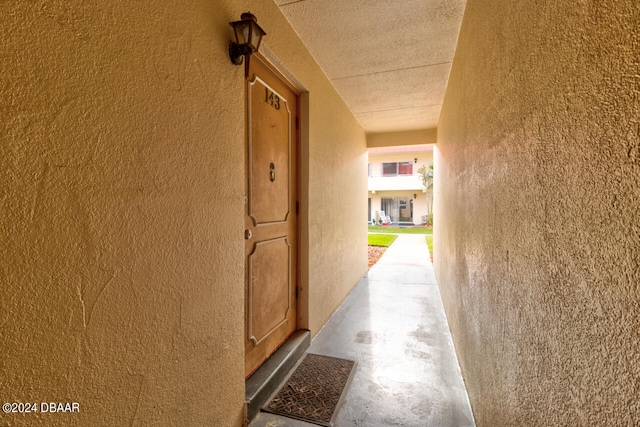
xmin=1 ymin=1 xmax=248 ymax=425
xmin=435 ymin=0 xmax=640 ymax=425
xmin=367 ymin=129 xmax=437 ymax=148
xmin=1 ymin=0 xmax=367 ymax=425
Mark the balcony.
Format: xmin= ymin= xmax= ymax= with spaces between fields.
xmin=368 ymin=174 xmax=424 ymax=192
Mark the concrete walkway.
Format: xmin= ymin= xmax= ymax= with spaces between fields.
xmin=250 ymin=234 xmax=475 ymax=427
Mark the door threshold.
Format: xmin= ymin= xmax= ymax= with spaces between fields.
xmin=245 ymin=330 xmax=310 ymax=422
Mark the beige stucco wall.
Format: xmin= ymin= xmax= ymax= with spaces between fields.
xmin=435 ymin=0 xmax=640 ymax=425
xmin=367 ymin=128 xmax=437 ymax=148
xmin=1 ymin=0 xmax=366 ymax=425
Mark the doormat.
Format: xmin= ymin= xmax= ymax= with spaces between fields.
xmin=262 ymin=353 xmax=356 ymax=426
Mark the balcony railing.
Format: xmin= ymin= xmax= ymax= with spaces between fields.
xmin=368 ymin=174 xmax=424 ymax=192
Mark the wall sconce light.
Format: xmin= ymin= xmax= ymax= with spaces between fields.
xmin=229 ymin=12 xmax=266 ymax=67
xmin=413 ymin=194 xmax=417 ymax=199
xmin=414 ymin=158 xmax=418 ymax=164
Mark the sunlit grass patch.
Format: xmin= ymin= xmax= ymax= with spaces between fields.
xmin=368 ymin=234 xmax=398 ymax=247
xmin=426 ymin=235 xmax=433 ymax=261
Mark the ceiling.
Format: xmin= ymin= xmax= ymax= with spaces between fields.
xmin=274 ymin=0 xmax=467 ymax=134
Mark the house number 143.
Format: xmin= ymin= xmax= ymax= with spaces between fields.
xmin=265 ymin=88 xmax=280 ymax=110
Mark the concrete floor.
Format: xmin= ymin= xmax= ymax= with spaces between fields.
xmin=250 ymin=234 xmax=475 ymax=427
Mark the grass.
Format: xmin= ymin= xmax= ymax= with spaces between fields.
xmin=368 ymin=225 xmax=433 ymax=234
xmin=425 ymin=235 xmax=433 ymax=260
xmin=368 ymin=233 xmax=398 ymax=247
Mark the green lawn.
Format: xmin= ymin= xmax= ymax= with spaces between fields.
xmin=426 ymin=235 xmax=433 ymax=259
xmin=368 ymin=225 xmax=432 ymax=234
xmin=368 ymin=233 xmax=398 ymax=247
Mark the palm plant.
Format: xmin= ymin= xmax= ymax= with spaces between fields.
xmin=417 ymin=164 xmax=434 ymax=225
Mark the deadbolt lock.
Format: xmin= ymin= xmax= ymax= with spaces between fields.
xmin=245 ymin=229 xmax=252 ymax=240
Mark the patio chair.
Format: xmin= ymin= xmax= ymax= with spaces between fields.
xmin=378 ymin=210 xmax=392 ymax=225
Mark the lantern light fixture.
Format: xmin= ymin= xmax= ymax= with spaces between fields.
xmin=229 ymin=12 xmax=266 ymax=66
xmin=414 ymin=158 xmax=418 ymax=164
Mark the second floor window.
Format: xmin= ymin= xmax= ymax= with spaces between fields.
xmin=382 ymin=162 xmax=413 ymax=176
xmin=399 ymin=162 xmax=413 ymax=175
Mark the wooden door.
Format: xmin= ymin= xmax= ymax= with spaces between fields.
xmin=245 ymin=55 xmax=299 ymax=378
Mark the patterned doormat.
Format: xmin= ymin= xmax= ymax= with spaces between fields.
xmin=262 ymin=353 xmax=356 ymax=426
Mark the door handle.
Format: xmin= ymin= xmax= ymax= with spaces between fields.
xmin=245 ymin=229 xmax=252 ymax=240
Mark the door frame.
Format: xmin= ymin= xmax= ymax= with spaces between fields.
xmin=244 ymin=52 xmax=309 ymax=374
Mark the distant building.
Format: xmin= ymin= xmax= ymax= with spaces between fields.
xmin=368 ymin=145 xmax=433 ymax=225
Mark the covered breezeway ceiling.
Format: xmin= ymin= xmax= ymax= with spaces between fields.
xmin=273 ymin=0 xmax=467 ymax=134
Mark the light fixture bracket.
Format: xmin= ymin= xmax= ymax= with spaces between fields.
xmin=228 ymin=43 xmax=253 ymax=66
